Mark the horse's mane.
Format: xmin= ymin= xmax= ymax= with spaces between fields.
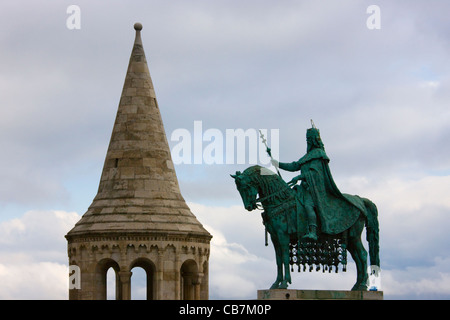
xmin=242 ymin=165 xmax=292 ymax=202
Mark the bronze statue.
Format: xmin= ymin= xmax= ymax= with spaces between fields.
xmin=232 ymin=124 xmax=380 ymax=291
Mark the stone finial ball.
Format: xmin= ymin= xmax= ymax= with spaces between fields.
xmin=134 ymin=22 xmax=143 ymax=31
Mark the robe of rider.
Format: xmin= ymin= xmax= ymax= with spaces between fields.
xmin=278 ymin=128 xmax=364 ymax=235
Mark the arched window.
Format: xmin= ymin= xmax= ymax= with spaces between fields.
xmin=180 ymin=260 xmax=199 ymax=300
xmin=106 ymin=267 xmax=117 ymax=300
xmin=130 ymin=258 xmax=156 ymax=300
xmin=130 ymin=267 xmax=146 ymax=300
xmin=95 ymin=259 xmax=120 ymax=300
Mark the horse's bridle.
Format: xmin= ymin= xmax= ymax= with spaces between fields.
xmin=255 ymin=187 xmax=295 ymax=210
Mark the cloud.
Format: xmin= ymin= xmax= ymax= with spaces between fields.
xmin=2 ymin=0 xmax=450 ymax=210
xmin=191 ymin=168 xmax=450 ymax=299
xmin=0 ymin=180 xmax=449 ymax=300
xmin=204 ymin=225 xmax=264 ymax=299
xmin=191 ymin=203 xmax=360 ymax=297
xmin=0 ymin=261 xmax=68 ymax=300
xmin=189 ymin=202 xmax=272 ymax=298
xmin=0 ymin=210 xmax=80 ymax=261
xmin=382 ymin=257 xmax=450 ymax=299
xmin=0 ymin=210 xmax=80 ymax=299
xmin=0 ymin=0 xmax=450 ymax=299
xmin=0 ymin=205 xmax=269 ymax=300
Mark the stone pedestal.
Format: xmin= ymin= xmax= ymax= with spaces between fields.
xmin=257 ymin=289 xmax=383 ymax=300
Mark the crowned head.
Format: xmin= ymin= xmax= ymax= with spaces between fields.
xmin=306 ymin=121 xmax=324 ymax=152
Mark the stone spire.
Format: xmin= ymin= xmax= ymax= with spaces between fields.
xmin=66 ymin=23 xmax=210 ymax=239
xmin=66 ymin=24 xmax=211 ymax=300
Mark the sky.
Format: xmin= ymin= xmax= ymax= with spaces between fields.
xmin=0 ymin=0 xmax=450 ymax=300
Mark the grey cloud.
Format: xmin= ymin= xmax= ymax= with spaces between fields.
xmin=1 ymin=0 xmax=450 ymax=298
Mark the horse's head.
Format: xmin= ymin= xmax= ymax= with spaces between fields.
xmin=231 ymin=170 xmax=259 ymax=211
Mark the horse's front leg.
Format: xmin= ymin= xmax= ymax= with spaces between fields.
xmin=266 ymin=223 xmax=283 ymax=289
xmin=278 ymin=234 xmax=292 ymax=289
xmin=269 ymin=235 xmax=283 ymax=289
xmin=271 ymin=254 xmax=283 ymax=289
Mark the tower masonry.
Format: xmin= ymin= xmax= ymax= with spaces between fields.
xmin=66 ymin=23 xmax=212 ymax=300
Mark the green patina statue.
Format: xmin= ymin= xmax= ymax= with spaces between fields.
xmin=231 ymin=124 xmax=380 ymax=291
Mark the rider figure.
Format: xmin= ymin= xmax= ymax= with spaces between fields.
xmin=271 ymin=125 xmax=328 ymax=241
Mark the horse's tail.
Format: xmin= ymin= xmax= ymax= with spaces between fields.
xmin=363 ymin=198 xmax=380 ymax=267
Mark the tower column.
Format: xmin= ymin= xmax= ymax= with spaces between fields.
xmin=175 ymin=255 xmax=181 ymax=300
xmin=156 ymin=249 xmax=164 ymax=300
xmin=194 ymin=273 xmax=203 ymax=300
xmin=118 ymin=271 xmax=133 ymax=300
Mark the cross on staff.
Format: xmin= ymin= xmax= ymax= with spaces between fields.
xmin=259 ymin=129 xmax=282 ymax=178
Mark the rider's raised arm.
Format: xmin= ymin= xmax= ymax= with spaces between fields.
xmin=279 ymin=160 xmax=301 ymax=172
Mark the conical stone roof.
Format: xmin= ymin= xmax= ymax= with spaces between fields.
xmin=66 ymin=23 xmax=211 ymax=241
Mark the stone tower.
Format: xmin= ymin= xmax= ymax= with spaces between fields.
xmin=65 ymin=23 xmax=212 ymax=300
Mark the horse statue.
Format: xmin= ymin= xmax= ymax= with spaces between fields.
xmin=231 ymin=165 xmax=380 ymax=291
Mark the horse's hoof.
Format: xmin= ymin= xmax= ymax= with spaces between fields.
xmin=278 ymin=281 xmax=289 ymax=289
xmin=270 ymin=282 xmax=280 ymax=290
xmin=351 ymin=283 xmax=368 ymax=291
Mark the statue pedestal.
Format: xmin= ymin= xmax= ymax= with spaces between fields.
xmin=257 ymin=289 xmax=383 ymax=300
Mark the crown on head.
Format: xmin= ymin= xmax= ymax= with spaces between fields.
xmin=307 ymin=119 xmax=321 ymax=139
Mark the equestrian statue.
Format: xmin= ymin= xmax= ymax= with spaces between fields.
xmin=231 ymin=123 xmax=380 ymax=291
